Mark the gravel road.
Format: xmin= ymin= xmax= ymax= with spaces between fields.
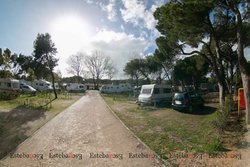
xmin=0 ymin=91 xmax=166 ymax=167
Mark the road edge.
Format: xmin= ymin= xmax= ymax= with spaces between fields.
xmin=100 ymin=93 xmax=172 ymax=167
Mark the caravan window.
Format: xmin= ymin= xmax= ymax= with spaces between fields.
xmin=12 ymin=83 xmax=19 ymax=88
xmin=7 ymin=83 xmax=11 ymax=87
xmin=163 ymin=88 xmax=171 ymax=93
xmin=153 ymin=88 xmax=160 ymax=94
xmin=142 ymin=88 xmax=152 ymax=94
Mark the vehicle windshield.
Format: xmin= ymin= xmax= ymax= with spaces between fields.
xmin=174 ymin=93 xmax=184 ymax=100
xmin=141 ymin=88 xmax=152 ymax=94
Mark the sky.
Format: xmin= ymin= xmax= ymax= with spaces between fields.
xmin=0 ymin=0 xmax=249 ymax=79
xmin=0 ymin=0 xmax=168 ymax=78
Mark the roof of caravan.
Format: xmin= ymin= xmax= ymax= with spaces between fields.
xmin=36 ymin=79 xmax=51 ymax=83
xmin=141 ymin=84 xmax=171 ymax=89
xmin=0 ymin=78 xmax=19 ymax=82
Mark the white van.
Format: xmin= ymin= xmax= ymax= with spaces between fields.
xmin=138 ymin=84 xmax=173 ymax=104
xmin=32 ymin=79 xmax=53 ymax=91
xmin=20 ymin=83 xmax=37 ymax=93
xmin=100 ymin=83 xmax=132 ymax=94
xmin=0 ymin=78 xmax=20 ymax=92
xmin=66 ymin=83 xmax=86 ymax=92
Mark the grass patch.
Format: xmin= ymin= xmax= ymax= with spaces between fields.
xmin=0 ymin=92 xmax=83 ymax=159
xmin=102 ymin=94 xmax=225 ymax=161
xmin=0 ymin=92 xmax=81 ymax=111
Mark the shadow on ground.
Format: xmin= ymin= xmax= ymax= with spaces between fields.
xmin=0 ymin=105 xmax=46 ymax=159
xmin=174 ymin=105 xmax=217 ymax=115
xmin=138 ymin=102 xmax=217 ymax=115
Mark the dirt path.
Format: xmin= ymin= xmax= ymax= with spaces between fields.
xmin=0 ymin=91 xmax=165 ymax=167
xmin=233 ymin=125 xmax=250 ymax=167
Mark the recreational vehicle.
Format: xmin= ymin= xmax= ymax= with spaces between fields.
xmin=66 ymin=83 xmax=86 ymax=92
xmin=20 ymin=83 xmax=37 ymax=93
xmin=138 ymin=84 xmax=173 ymax=105
xmin=100 ymin=83 xmax=132 ymax=94
xmin=0 ymin=78 xmax=20 ymax=92
xmin=32 ymin=79 xmax=53 ymax=91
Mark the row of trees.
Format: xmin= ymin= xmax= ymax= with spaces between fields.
xmin=124 ymin=0 xmax=250 ymax=124
xmin=154 ymin=0 xmax=250 ymax=124
xmin=1 ymin=32 xmax=117 ymax=96
xmin=67 ymin=51 xmax=117 ymax=89
xmin=0 ymin=33 xmax=59 ymax=98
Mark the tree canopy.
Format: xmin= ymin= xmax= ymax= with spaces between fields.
xmin=33 ymin=33 xmax=58 ymax=98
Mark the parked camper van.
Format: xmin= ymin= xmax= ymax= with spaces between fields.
xmin=138 ymin=84 xmax=173 ymax=105
xmin=32 ymin=79 xmax=53 ymax=91
xmin=66 ymin=83 xmax=86 ymax=92
xmin=100 ymin=83 xmax=132 ymax=94
xmin=0 ymin=78 xmax=20 ymax=92
xmin=20 ymin=82 xmax=37 ymax=93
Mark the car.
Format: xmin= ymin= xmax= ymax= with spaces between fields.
xmin=20 ymin=84 xmax=37 ymax=94
xmin=172 ymin=91 xmax=204 ymax=112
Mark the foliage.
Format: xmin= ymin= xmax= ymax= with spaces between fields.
xmin=153 ymin=0 xmax=250 ymax=108
xmin=27 ymin=68 xmax=35 ymax=81
xmin=67 ymin=53 xmax=85 ymax=83
xmin=124 ymin=55 xmax=163 ymax=85
xmin=0 ymin=91 xmax=20 ymax=100
xmin=173 ymin=55 xmax=209 ymax=87
xmin=124 ymin=58 xmax=141 ymax=87
xmin=213 ymin=97 xmax=231 ymax=135
xmin=84 ymin=50 xmax=115 ymax=89
xmin=0 ymin=48 xmax=21 ymax=78
xmin=106 ymin=61 xmax=117 ymax=80
xmin=33 ymin=33 xmax=58 ymax=98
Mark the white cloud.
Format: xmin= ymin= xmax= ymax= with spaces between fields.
xmin=120 ymin=0 xmax=165 ymax=48
xmin=86 ymin=0 xmax=94 ymax=4
xmin=120 ymin=0 xmax=162 ymax=30
xmin=120 ymin=0 xmax=145 ymax=27
xmin=56 ymin=29 xmax=150 ymax=78
xmin=101 ymin=0 xmax=117 ymax=22
xmin=81 ymin=29 xmax=149 ymax=78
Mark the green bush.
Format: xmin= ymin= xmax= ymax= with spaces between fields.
xmin=0 ymin=91 xmax=20 ymax=100
xmin=213 ymin=96 xmax=232 ymax=134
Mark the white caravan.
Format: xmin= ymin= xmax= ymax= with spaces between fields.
xmin=66 ymin=83 xmax=86 ymax=92
xmin=138 ymin=84 xmax=173 ymax=104
xmin=100 ymin=83 xmax=132 ymax=93
xmin=0 ymin=78 xmax=20 ymax=92
xmin=32 ymin=79 xmax=53 ymax=91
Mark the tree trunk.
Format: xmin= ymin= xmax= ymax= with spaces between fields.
xmin=92 ymin=77 xmax=96 ymax=89
xmin=135 ymin=76 xmax=139 ymax=88
xmin=51 ymin=70 xmax=57 ymax=99
xmin=242 ymin=74 xmax=250 ymax=124
xmin=77 ymin=72 xmax=80 ymax=84
xmin=235 ymin=10 xmax=250 ymax=124
xmin=218 ymin=82 xmax=225 ymax=108
xmin=96 ymin=76 xmax=99 ymax=90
